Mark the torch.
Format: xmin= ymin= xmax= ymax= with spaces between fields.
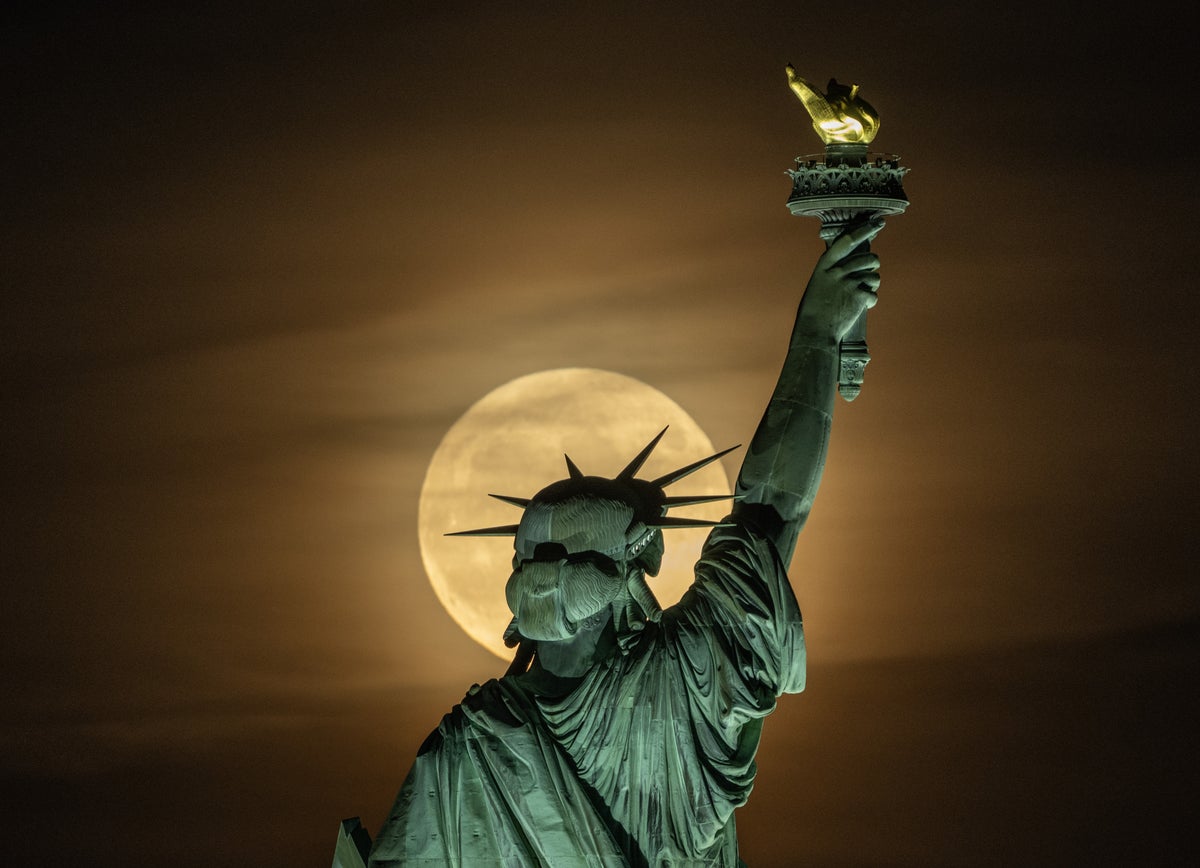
xmin=785 ymin=66 xmax=909 ymax=401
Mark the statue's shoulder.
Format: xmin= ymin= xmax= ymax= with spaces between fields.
xmin=689 ymin=520 xmax=787 ymax=587
xmin=465 ymin=676 xmax=540 ymax=719
xmin=418 ymin=678 xmax=531 ymax=755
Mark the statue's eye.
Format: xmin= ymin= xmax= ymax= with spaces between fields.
xmin=532 ymin=542 xmax=568 ymax=562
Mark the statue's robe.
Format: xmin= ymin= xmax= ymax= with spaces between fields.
xmin=369 ymin=522 xmax=806 ymax=867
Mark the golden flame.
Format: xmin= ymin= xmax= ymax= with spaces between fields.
xmin=786 ymin=66 xmax=881 ymax=145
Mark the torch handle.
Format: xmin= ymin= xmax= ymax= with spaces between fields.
xmin=820 ymin=224 xmax=874 ymax=402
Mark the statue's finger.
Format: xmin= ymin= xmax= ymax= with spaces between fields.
xmin=826 ymin=221 xmax=884 ymax=264
xmin=857 ymin=273 xmax=882 ymax=291
xmin=832 ymin=252 xmax=880 ymax=275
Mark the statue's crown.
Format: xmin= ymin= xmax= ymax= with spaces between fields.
xmin=447 ymin=427 xmax=739 ymax=553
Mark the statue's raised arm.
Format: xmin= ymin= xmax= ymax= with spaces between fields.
xmin=732 ymin=218 xmax=884 ymax=564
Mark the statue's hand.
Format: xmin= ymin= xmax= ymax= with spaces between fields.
xmin=797 ymin=220 xmax=884 ymax=342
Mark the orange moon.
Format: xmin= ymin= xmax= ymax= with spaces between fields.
xmin=418 ymin=368 xmax=733 ymax=660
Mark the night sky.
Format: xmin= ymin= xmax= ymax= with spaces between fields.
xmin=3 ymin=2 xmax=1197 ymax=865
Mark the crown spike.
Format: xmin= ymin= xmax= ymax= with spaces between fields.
xmin=617 ymin=426 xmax=669 ymax=480
xmin=445 ymin=524 xmax=520 ymax=537
xmin=488 ymin=493 xmax=531 ymax=508
xmin=564 ymin=454 xmax=584 ymax=480
xmin=651 ymin=444 xmax=740 ymax=488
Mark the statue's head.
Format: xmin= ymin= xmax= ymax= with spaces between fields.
xmin=449 ymin=427 xmax=737 ymax=650
xmin=506 ymin=476 xmax=666 ymax=644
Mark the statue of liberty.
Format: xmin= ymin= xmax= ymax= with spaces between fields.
xmin=332 ymin=216 xmax=887 ymax=868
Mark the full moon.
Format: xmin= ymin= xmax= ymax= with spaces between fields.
xmin=418 ymin=368 xmax=733 ymax=660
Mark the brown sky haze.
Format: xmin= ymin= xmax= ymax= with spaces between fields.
xmin=3 ymin=2 xmax=1197 ymax=865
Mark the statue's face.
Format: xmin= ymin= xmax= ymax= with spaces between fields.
xmin=506 ymin=496 xmax=634 ymax=642
xmin=505 ymin=546 xmax=628 ymax=642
